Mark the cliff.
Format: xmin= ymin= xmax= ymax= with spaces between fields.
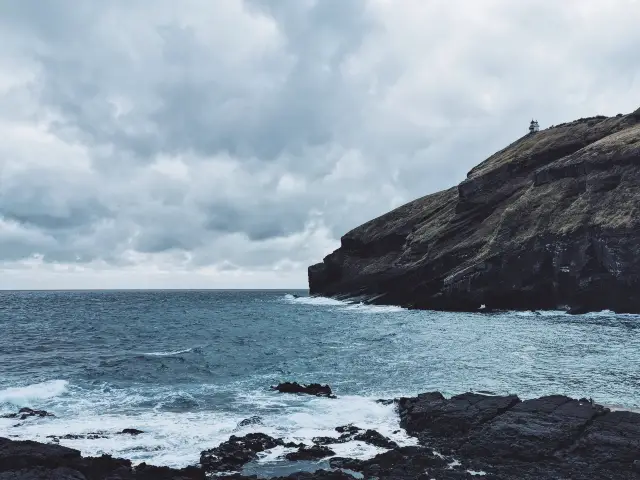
xmin=308 ymin=108 xmax=640 ymax=313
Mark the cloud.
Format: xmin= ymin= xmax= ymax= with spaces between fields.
xmin=0 ymin=0 xmax=639 ymax=288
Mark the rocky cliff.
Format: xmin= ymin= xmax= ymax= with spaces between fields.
xmin=309 ymin=108 xmax=640 ymax=313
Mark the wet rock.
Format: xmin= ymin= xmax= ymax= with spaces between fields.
xmin=460 ymin=395 xmax=609 ymax=461
xmin=399 ymin=391 xmax=520 ymax=451
xmin=2 ymin=408 xmax=55 ymax=420
xmin=120 ymin=429 xmax=144 ymax=436
xmin=331 ymin=446 xmax=451 ymax=480
xmin=271 ymin=382 xmax=336 ymax=398
xmin=134 ymin=462 xmax=204 ymax=480
xmin=199 ymin=433 xmax=284 ymax=473
xmin=311 ymin=436 xmax=340 ymax=446
xmin=285 ymin=445 xmax=335 ymax=461
xmin=45 ymin=433 xmax=109 ymax=442
xmin=352 ymin=430 xmax=398 ymax=449
xmin=396 ymin=391 xmax=640 ymax=479
xmin=334 ymin=424 xmax=361 ymax=435
xmin=236 ymin=416 xmax=264 ymax=429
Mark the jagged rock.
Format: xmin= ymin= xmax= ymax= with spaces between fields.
xmin=395 ymin=391 xmax=640 ymax=479
xmin=398 ymin=392 xmax=520 ymax=451
xmin=236 ymin=416 xmax=264 ymax=429
xmin=459 ymin=395 xmax=609 ymax=461
xmin=330 ymin=446 xmax=451 ymax=479
xmin=308 ymin=109 xmax=640 ymax=314
xmin=285 ymin=445 xmax=335 ymax=461
xmin=119 ymin=429 xmax=144 ymax=436
xmin=45 ymin=433 xmax=108 ymax=441
xmin=271 ymin=382 xmax=336 ymax=398
xmin=199 ymin=433 xmax=283 ymax=473
xmin=353 ymin=430 xmax=398 ymax=449
xmin=2 ymin=408 xmax=55 ymax=421
xmin=334 ymin=424 xmax=361 ymax=435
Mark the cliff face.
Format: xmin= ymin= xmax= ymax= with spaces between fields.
xmin=308 ymin=109 xmax=640 ymax=313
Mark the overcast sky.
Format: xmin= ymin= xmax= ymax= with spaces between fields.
xmin=1 ymin=0 xmax=639 ymax=289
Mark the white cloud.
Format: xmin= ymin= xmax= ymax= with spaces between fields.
xmin=0 ymin=0 xmax=639 ymax=288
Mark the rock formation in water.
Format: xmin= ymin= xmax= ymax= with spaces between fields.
xmin=309 ymin=108 xmax=640 ymax=313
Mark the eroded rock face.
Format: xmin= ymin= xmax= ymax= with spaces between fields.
xmin=308 ymin=110 xmax=640 ymax=313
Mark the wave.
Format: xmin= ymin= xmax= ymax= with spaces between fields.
xmin=0 ymin=380 xmax=68 ymax=406
xmin=284 ymin=294 xmax=346 ymax=306
xmin=344 ymin=303 xmax=405 ymax=314
xmin=1 ymin=382 xmax=416 ymax=469
xmin=142 ymin=348 xmax=195 ymax=357
xmin=284 ymin=294 xmax=406 ymax=313
xmin=514 ymin=310 xmax=569 ymax=317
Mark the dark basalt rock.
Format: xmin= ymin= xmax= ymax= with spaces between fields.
xmin=2 ymin=408 xmax=55 ymax=420
xmin=352 ymin=430 xmax=398 ymax=449
xmin=236 ymin=416 xmax=264 ymax=428
xmin=0 ymin=437 xmax=204 ymax=479
xmin=312 ymin=426 xmax=397 ymax=450
xmin=284 ymin=445 xmax=335 ymax=461
xmin=330 ymin=446 xmax=454 ymax=480
xmin=396 ymin=391 xmax=640 ymax=479
xmin=271 ymin=382 xmax=336 ymax=398
xmin=199 ymin=432 xmax=284 ymax=473
xmin=46 ymin=433 xmax=108 ymax=442
xmin=308 ymin=109 xmax=640 ymax=314
xmin=398 ymin=391 xmax=521 ymax=451
xmin=334 ymin=424 xmax=361 ymax=435
xmin=119 ymin=429 xmax=144 ymax=436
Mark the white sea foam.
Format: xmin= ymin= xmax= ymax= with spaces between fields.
xmin=344 ymin=303 xmax=405 ymax=314
xmin=284 ymin=294 xmax=346 ymax=306
xmin=284 ymin=294 xmax=406 ymax=314
xmin=0 ymin=382 xmax=416 ymax=469
xmin=0 ymin=380 xmax=68 ymax=406
xmin=515 ymin=310 xmax=568 ymax=317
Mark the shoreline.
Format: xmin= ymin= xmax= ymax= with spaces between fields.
xmin=2 ymin=388 xmax=640 ymax=479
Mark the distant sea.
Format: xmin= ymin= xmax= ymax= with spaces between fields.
xmin=1 ymin=290 xmax=639 ymax=471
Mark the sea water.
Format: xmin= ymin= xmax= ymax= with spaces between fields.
xmin=1 ymin=290 xmax=639 ymax=469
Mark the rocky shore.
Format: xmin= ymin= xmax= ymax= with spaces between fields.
xmin=308 ymin=108 xmax=640 ymax=313
xmin=2 ymin=384 xmax=640 ymax=479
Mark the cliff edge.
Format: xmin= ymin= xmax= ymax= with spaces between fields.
xmin=308 ymin=109 xmax=640 ymax=313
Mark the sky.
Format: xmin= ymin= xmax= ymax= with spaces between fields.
xmin=1 ymin=0 xmax=639 ymax=289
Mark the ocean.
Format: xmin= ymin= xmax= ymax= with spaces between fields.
xmin=1 ymin=290 xmax=639 ymax=473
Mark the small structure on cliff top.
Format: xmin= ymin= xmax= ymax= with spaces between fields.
xmin=529 ymin=119 xmax=540 ymax=134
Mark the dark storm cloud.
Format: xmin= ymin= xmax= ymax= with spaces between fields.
xmin=0 ymin=0 xmax=639 ymax=287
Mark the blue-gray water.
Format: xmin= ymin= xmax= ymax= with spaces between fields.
xmin=1 ymin=290 xmax=639 ymax=469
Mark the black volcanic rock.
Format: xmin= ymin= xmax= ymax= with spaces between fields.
xmin=308 ymin=110 xmax=640 ymax=313
xmin=285 ymin=445 xmax=335 ymax=461
xmin=271 ymin=382 xmax=335 ymax=398
xmin=2 ymin=408 xmax=55 ymax=420
xmin=0 ymin=437 xmax=203 ymax=479
xmin=199 ymin=433 xmax=283 ymax=473
xmin=353 ymin=429 xmax=398 ymax=449
xmin=395 ymin=392 xmax=640 ymax=479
